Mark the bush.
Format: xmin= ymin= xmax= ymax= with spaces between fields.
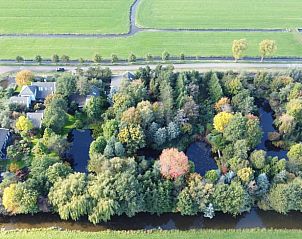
xmin=205 ymin=170 xmax=219 ymax=183
xmin=250 ymin=150 xmax=266 ymax=169
xmin=128 ymin=53 xmax=136 ymax=63
xmin=111 ymin=54 xmax=118 ymax=63
xmin=162 ymin=51 xmax=170 ymax=61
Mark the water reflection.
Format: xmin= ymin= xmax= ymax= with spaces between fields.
xmin=0 ymin=209 xmax=301 ymax=231
xmin=186 ymin=141 xmax=217 ymax=175
xmin=257 ymin=104 xmax=288 ymax=159
xmin=68 ymin=129 xmax=93 ymax=173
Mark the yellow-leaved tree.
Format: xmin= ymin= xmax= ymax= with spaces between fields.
xmin=232 ymin=39 xmax=248 ymax=62
xmin=259 ymin=40 xmax=277 ymax=62
xmin=16 ymin=115 xmax=33 ymax=134
xmin=213 ymin=112 xmax=234 ymax=132
xmin=15 ymin=70 xmax=34 ymax=87
xmin=2 ymin=184 xmax=20 ymax=213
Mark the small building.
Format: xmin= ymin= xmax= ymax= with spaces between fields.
xmin=26 ymin=110 xmax=44 ymax=129
xmin=10 ymin=96 xmax=31 ymax=108
xmin=0 ymin=128 xmax=11 ymax=160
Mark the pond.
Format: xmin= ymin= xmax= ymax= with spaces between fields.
xmin=68 ymin=129 xmax=93 ymax=173
xmin=0 ymin=208 xmax=302 ymax=231
xmin=186 ymin=141 xmax=217 ymax=175
xmin=256 ymin=102 xmax=288 ymax=159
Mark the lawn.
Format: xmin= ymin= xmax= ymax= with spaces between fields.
xmin=0 ymin=32 xmax=302 ymax=59
xmin=0 ymin=0 xmax=134 ymax=34
xmin=0 ymin=229 xmax=301 ymax=239
xmin=136 ymin=0 xmax=302 ymax=29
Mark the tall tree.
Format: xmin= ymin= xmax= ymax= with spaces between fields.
xmin=259 ymin=40 xmax=277 ymax=62
xmin=232 ymin=39 xmax=248 ymax=62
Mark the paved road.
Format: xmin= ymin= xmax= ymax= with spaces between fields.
xmin=1 ymin=62 xmax=301 ymax=88
xmin=0 ymin=0 xmax=289 ymax=39
xmin=1 ymin=62 xmax=302 ymax=75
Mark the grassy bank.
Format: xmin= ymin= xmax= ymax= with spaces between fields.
xmin=0 ymin=229 xmax=301 ymax=239
xmin=0 ymin=31 xmax=302 ymax=59
xmin=137 ymin=0 xmax=302 ymax=29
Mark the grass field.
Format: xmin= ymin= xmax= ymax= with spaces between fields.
xmin=1 ymin=32 xmax=302 ymax=59
xmin=0 ymin=0 xmax=134 ymax=34
xmin=137 ymin=0 xmax=302 ymax=29
xmin=0 ymin=229 xmax=302 ymax=239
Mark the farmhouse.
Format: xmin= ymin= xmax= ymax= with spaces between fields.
xmin=10 ymin=82 xmax=56 ymax=108
xmin=26 ymin=110 xmax=44 ymax=129
xmin=0 ymin=128 xmax=11 ymax=160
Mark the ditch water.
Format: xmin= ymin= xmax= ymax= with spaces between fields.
xmin=0 ymin=208 xmax=302 ymax=231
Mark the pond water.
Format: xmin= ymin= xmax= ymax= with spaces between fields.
xmin=68 ymin=129 xmax=93 ymax=173
xmin=256 ymin=103 xmax=288 ymax=159
xmin=0 ymin=208 xmax=302 ymax=231
xmin=186 ymin=141 xmax=217 ymax=175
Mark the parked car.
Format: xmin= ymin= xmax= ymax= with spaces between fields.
xmin=56 ymin=67 xmax=65 ymax=72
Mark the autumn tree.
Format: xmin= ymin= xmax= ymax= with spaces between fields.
xmin=15 ymin=70 xmax=34 ymax=87
xmin=213 ymin=112 xmax=234 ymax=132
xmin=232 ymin=39 xmax=248 ymax=62
xmin=159 ymin=148 xmax=189 ymax=180
xmin=15 ymin=116 xmax=33 ymax=134
xmin=259 ymin=40 xmax=277 ymax=62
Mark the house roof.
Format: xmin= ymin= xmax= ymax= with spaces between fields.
xmin=31 ymin=82 xmax=56 ymax=99
xmin=26 ymin=111 xmax=44 ymax=128
xmin=0 ymin=128 xmax=10 ymax=150
xmin=10 ymin=96 xmax=29 ymax=105
xmin=20 ymin=85 xmax=36 ymax=96
xmin=70 ymin=86 xmax=101 ymax=108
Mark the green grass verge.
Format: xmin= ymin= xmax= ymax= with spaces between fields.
xmin=0 ymin=32 xmax=302 ymax=59
xmin=62 ymin=114 xmax=76 ymax=135
xmin=0 ymin=229 xmax=302 ymax=239
xmin=0 ymin=0 xmax=134 ymax=34
xmin=137 ymin=0 xmax=302 ymax=29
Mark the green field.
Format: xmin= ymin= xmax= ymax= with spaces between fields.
xmin=0 ymin=0 xmax=133 ymax=34
xmin=1 ymin=31 xmax=302 ymax=59
xmin=137 ymin=0 xmax=302 ymax=29
xmin=0 ymin=229 xmax=301 ymax=239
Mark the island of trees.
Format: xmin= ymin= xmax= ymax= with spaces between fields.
xmin=0 ymin=65 xmax=301 ymax=224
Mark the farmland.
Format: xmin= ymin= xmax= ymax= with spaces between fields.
xmin=0 ymin=0 xmax=302 ymax=60
xmin=0 ymin=0 xmax=133 ymax=34
xmin=136 ymin=0 xmax=302 ymax=29
xmin=1 ymin=31 xmax=302 ymax=59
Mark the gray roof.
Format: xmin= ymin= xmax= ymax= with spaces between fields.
xmin=70 ymin=86 xmax=100 ymax=108
xmin=31 ymin=82 xmax=56 ymax=99
xmin=26 ymin=111 xmax=44 ymax=128
xmin=0 ymin=128 xmax=10 ymax=150
xmin=10 ymin=96 xmax=29 ymax=105
xmin=20 ymin=85 xmax=36 ymax=96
